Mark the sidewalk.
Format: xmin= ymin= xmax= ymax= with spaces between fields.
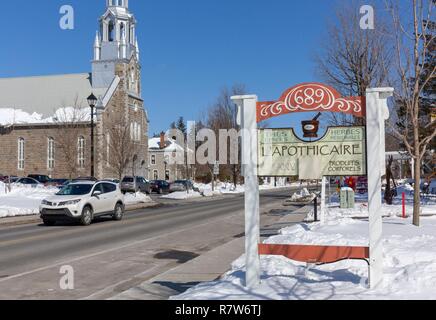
xmin=0 ymin=201 xmax=158 ymax=227
xmin=110 ymin=204 xmax=311 ymax=300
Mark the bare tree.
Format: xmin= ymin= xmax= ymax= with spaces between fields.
xmin=52 ymin=96 xmax=89 ymax=179
xmin=106 ymin=112 xmax=139 ymax=181
xmin=386 ymin=0 xmax=436 ymax=226
xmin=315 ymin=0 xmax=393 ymax=125
xmin=206 ymin=84 xmax=246 ymax=188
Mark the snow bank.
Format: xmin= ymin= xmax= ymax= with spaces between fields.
xmin=161 ymin=191 xmax=203 ymax=200
xmin=124 ymin=192 xmax=153 ymax=205
xmin=289 ymin=188 xmax=316 ymax=202
xmin=194 ymin=182 xmax=293 ymax=197
xmin=0 ymin=185 xmax=57 ymax=218
xmin=173 ymin=202 xmax=436 ymax=300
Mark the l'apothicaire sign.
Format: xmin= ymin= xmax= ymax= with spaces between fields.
xmin=258 ymin=126 xmax=367 ymax=178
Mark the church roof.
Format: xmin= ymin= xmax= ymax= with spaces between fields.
xmin=0 ymin=73 xmax=107 ymax=118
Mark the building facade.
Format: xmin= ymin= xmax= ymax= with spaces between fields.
xmin=0 ymin=1 xmax=149 ymax=180
xmin=148 ymin=133 xmax=193 ymax=181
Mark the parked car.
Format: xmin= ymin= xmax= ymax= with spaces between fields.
xmin=3 ymin=176 xmax=19 ymax=183
xmin=150 ymin=180 xmax=171 ymax=194
xmin=0 ymin=175 xmax=10 ymax=182
xmin=169 ymin=180 xmax=199 ymax=193
xmin=71 ymin=177 xmax=98 ymax=183
xmin=120 ymin=176 xmax=150 ymax=194
xmin=40 ymin=181 xmax=125 ymax=226
xmin=46 ymin=179 xmax=70 ymax=189
xmin=28 ymin=175 xmax=51 ymax=185
xmin=101 ymin=178 xmax=120 ymax=184
xmin=14 ymin=177 xmax=41 ymax=187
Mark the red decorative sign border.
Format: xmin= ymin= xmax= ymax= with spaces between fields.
xmin=256 ymin=83 xmax=365 ymax=123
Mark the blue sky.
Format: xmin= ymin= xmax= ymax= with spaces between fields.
xmin=0 ymin=0 xmax=360 ymax=135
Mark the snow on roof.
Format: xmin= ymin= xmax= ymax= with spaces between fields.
xmin=0 ymin=107 xmax=91 ymax=126
xmin=149 ymin=137 xmax=192 ymax=153
xmin=149 ymin=137 xmax=183 ymax=152
xmin=0 ymin=73 xmax=107 ymax=122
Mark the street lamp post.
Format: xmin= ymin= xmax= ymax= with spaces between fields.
xmin=87 ymin=93 xmax=98 ymax=178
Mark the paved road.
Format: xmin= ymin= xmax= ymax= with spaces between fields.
xmin=0 ymin=187 xmax=304 ymax=300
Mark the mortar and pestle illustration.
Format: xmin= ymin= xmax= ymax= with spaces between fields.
xmin=302 ymin=112 xmax=322 ymax=138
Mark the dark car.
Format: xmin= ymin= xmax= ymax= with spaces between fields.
xmin=46 ymin=179 xmax=70 ymax=189
xmin=121 ymin=176 xmax=150 ymax=194
xmin=101 ymin=178 xmax=120 ymax=184
xmin=150 ymin=180 xmax=171 ymax=194
xmin=71 ymin=177 xmax=98 ymax=183
xmin=2 ymin=176 xmax=19 ymax=183
xmin=28 ymin=175 xmax=51 ymax=185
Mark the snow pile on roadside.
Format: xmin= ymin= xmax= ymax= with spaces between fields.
xmin=161 ymin=191 xmax=203 ymax=200
xmin=124 ymin=192 xmax=153 ymax=205
xmin=290 ymin=188 xmax=316 ymax=202
xmin=0 ymin=182 xmax=7 ymax=196
xmin=0 ymin=185 xmax=57 ymax=218
xmin=173 ymin=203 xmax=436 ymax=300
xmin=193 ymin=181 xmax=293 ymax=197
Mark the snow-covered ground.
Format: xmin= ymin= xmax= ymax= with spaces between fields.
xmin=0 ymin=183 xmax=58 ymax=218
xmin=160 ymin=181 xmax=295 ymax=200
xmin=173 ymin=192 xmax=436 ymax=300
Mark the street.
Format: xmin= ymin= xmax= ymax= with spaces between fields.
xmin=0 ymin=187 xmax=305 ymax=300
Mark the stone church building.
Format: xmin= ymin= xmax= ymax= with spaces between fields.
xmin=0 ymin=0 xmax=149 ymax=179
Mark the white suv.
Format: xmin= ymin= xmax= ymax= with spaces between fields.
xmin=40 ymin=181 xmax=125 ymax=226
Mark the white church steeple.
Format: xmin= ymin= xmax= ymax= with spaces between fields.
xmin=96 ymin=0 xmax=138 ymax=61
xmin=92 ymin=0 xmax=140 ymax=89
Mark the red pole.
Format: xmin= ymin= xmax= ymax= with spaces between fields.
xmin=402 ymin=192 xmax=406 ymax=218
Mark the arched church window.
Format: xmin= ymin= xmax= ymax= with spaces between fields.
xmin=108 ymin=21 xmax=115 ymax=42
xmin=78 ymin=136 xmax=85 ymax=169
xmin=47 ymin=137 xmax=55 ymax=170
xmin=18 ymin=138 xmax=25 ymax=170
xmin=120 ymin=23 xmax=125 ymax=40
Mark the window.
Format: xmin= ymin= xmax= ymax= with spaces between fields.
xmin=130 ymin=123 xmax=134 ymax=140
xmin=18 ymin=138 xmax=25 ymax=170
xmin=151 ymin=155 xmax=156 ymax=165
xmin=102 ymin=183 xmax=117 ymax=194
xmin=153 ymin=170 xmax=159 ymax=180
xmin=78 ymin=136 xmax=85 ymax=169
xmin=106 ymin=135 xmax=110 ymax=167
xmin=130 ymin=122 xmax=141 ymax=141
xmin=47 ymin=137 xmax=55 ymax=170
xmin=93 ymin=183 xmax=104 ymax=195
xmin=108 ymin=21 xmax=115 ymax=42
xmin=120 ymin=23 xmax=125 ymax=40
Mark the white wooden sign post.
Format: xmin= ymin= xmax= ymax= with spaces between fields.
xmin=233 ymin=84 xmax=393 ymax=290
xmin=366 ymin=87 xmax=394 ymax=288
xmin=232 ymin=95 xmax=261 ymax=289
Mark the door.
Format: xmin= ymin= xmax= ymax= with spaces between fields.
xmin=89 ymin=183 xmax=106 ymax=215
xmin=102 ymin=183 xmax=118 ymax=212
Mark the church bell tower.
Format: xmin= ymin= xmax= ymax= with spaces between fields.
xmin=92 ymin=0 xmax=140 ymax=90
